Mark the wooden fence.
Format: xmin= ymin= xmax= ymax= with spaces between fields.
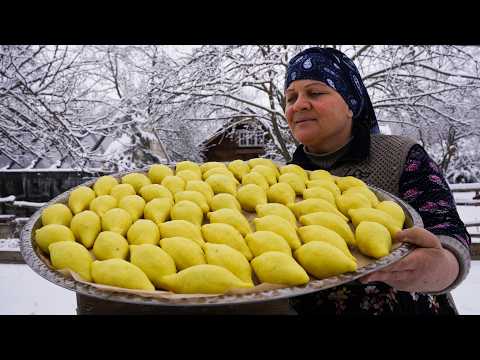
xmin=450 ymin=183 xmax=480 ymax=242
xmin=0 ymin=169 xmax=108 ymax=217
xmin=449 ymin=183 xmax=480 ymax=259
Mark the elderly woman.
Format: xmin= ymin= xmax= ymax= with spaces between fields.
xmin=284 ymin=47 xmax=471 ymax=315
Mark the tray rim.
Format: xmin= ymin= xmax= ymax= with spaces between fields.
xmin=19 ymin=169 xmax=422 ymax=307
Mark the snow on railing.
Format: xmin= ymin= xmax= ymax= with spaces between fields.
xmin=450 ymin=182 xmax=480 ymax=194
xmin=12 ymin=201 xmax=46 ymax=208
xmin=455 ymin=200 xmax=480 ymax=206
xmin=0 ymin=196 xmax=16 ymax=203
xmin=0 ymin=238 xmax=22 ymax=263
xmin=0 ymin=215 xmax=16 ymax=224
xmin=449 ymin=182 xmax=480 ymax=191
xmin=0 ymin=195 xmax=46 ymax=208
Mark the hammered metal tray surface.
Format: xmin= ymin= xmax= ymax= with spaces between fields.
xmin=20 ymin=169 xmax=423 ymax=307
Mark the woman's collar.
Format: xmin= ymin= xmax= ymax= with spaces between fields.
xmin=289 ymin=126 xmax=371 ymax=167
xmin=304 ymin=136 xmax=354 ymax=157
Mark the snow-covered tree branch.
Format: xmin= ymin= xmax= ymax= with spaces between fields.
xmin=1 ymin=45 xmax=479 ymax=182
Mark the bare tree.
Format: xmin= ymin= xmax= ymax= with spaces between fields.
xmin=0 ymin=45 xmax=132 ymax=169
xmin=0 ymin=45 xmax=203 ymax=170
xmin=152 ymin=45 xmax=480 ymax=176
xmin=150 ymin=45 xmax=306 ymax=160
xmin=86 ymin=45 xmax=204 ymax=167
xmin=2 ymin=45 xmax=479 ymax=181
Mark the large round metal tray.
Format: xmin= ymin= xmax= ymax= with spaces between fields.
xmin=19 ymin=169 xmax=422 ymax=307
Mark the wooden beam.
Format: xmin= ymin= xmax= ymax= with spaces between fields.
xmin=0 ymin=250 xmax=24 ymax=263
xmin=450 ymin=183 xmax=480 ymax=192
xmin=0 ymin=239 xmax=24 ymax=264
xmin=456 ymin=200 xmax=480 ymax=206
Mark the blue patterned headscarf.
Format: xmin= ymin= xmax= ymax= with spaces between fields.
xmin=285 ymin=47 xmax=380 ymax=134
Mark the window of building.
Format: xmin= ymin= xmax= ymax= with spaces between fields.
xmin=237 ymin=129 xmax=264 ymax=147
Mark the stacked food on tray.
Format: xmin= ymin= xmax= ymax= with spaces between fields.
xmin=34 ymin=158 xmax=406 ymax=295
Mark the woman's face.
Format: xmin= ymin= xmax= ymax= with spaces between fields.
xmin=285 ymin=79 xmax=353 ymax=154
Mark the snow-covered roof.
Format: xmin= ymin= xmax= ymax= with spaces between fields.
xmin=103 ymin=134 xmax=132 ymax=156
xmin=0 ymin=132 xmax=109 ymax=171
xmin=200 ymin=116 xmax=268 ymax=147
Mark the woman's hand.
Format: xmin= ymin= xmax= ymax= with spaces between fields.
xmin=359 ymin=227 xmax=459 ymax=293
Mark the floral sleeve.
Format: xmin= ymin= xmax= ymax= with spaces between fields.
xmin=398 ymin=144 xmax=471 ymax=249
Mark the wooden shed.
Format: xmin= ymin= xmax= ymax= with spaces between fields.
xmin=200 ymin=117 xmax=270 ymax=162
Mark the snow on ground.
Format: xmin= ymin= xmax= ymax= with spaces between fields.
xmin=451 ymin=261 xmax=480 ymax=314
xmin=0 ymin=261 xmax=479 ymax=315
xmin=0 ymin=264 xmax=76 ymax=315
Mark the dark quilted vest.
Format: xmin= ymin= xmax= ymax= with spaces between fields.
xmin=322 ymin=134 xmax=417 ymax=196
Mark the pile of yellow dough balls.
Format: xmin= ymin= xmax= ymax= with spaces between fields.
xmin=35 ymin=158 xmax=406 ymax=295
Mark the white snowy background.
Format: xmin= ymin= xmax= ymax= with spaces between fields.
xmin=1 ymin=45 xmax=479 ymax=314
xmin=1 ymin=45 xmax=479 ymax=180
